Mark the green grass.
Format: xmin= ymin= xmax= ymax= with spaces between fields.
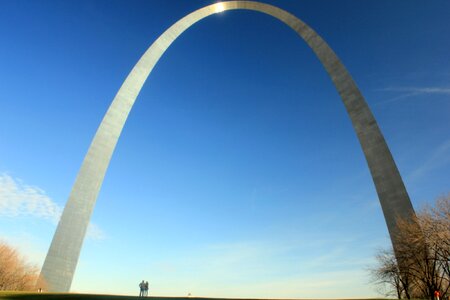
xmin=0 ymin=293 xmax=391 ymax=300
xmin=1 ymin=292 xmax=139 ymax=300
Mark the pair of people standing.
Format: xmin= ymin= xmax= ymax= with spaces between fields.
xmin=139 ymin=280 xmax=149 ymax=297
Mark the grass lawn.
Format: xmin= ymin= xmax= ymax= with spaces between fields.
xmin=0 ymin=292 xmax=139 ymax=300
xmin=0 ymin=294 xmax=391 ymax=300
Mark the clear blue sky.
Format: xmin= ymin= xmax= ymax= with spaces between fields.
xmin=0 ymin=0 xmax=449 ymax=297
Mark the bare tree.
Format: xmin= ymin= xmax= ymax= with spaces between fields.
xmin=420 ymin=195 xmax=450 ymax=297
xmin=371 ymin=195 xmax=450 ymax=299
xmin=396 ymin=215 xmax=437 ymax=298
xmin=370 ymin=248 xmax=411 ymax=299
xmin=0 ymin=241 xmax=42 ymax=291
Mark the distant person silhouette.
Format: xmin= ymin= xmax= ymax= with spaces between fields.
xmin=139 ymin=280 xmax=145 ymax=297
xmin=144 ymin=281 xmax=149 ymax=296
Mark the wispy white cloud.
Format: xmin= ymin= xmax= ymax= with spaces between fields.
xmin=0 ymin=173 xmax=105 ymax=240
xmin=375 ymin=86 xmax=450 ymax=105
xmin=0 ymin=173 xmax=61 ymax=222
xmin=87 ymin=223 xmax=106 ymax=240
xmin=409 ymin=139 xmax=450 ymax=181
xmin=380 ymin=87 xmax=450 ymax=94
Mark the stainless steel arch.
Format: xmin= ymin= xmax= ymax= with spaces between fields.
xmin=40 ymin=1 xmax=415 ymax=292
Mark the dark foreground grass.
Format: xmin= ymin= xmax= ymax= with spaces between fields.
xmin=0 ymin=294 xmax=388 ymax=300
xmin=0 ymin=292 xmax=152 ymax=300
xmin=0 ymin=292 xmax=134 ymax=300
xmin=0 ymin=293 xmax=179 ymax=300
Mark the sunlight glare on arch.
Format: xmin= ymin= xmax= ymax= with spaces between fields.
xmin=214 ymin=2 xmax=225 ymax=13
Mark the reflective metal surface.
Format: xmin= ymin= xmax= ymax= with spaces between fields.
xmin=40 ymin=1 xmax=415 ymax=292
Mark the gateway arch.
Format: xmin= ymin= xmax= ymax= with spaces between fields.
xmin=40 ymin=1 xmax=416 ymax=292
